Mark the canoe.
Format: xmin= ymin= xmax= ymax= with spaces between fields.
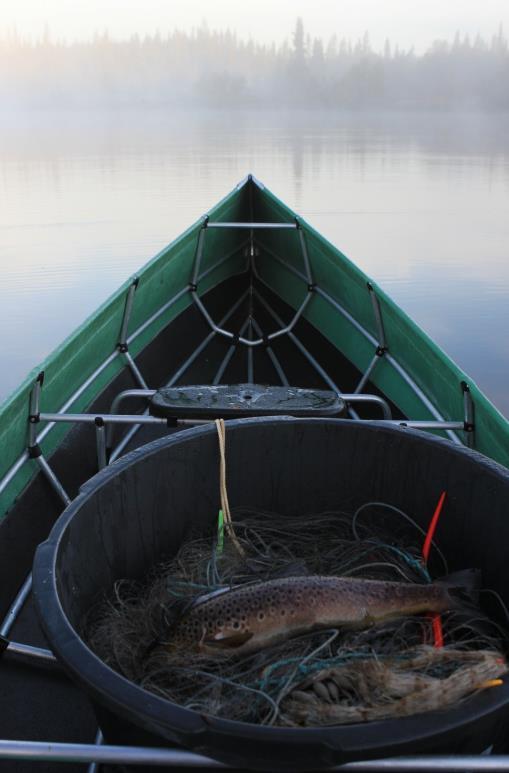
xmin=1 ymin=173 xmax=508 ymax=771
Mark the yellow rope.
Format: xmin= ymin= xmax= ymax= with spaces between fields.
xmin=215 ymin=418 xmax=245 ymax=556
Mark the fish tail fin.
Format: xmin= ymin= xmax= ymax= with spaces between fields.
xmin=436 ymin=569 xmax=505 ymax=639
xmin=437 ymin=568 xmax=481 ymax=611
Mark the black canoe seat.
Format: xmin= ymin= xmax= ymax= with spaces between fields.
xmin=149 ymin=384 xmax=345 ymax=420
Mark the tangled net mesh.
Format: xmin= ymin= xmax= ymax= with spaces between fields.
xmin=84 ymin=503 xmax=508 ymax=727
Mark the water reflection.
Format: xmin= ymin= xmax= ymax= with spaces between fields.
xmin=0 ymin=109 xmax=508 ymax=415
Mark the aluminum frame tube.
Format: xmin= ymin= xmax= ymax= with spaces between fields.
xmin=39 ymin=414 xmax=208 ymax=428
xmin=168 ymin=330 xmax=216 ymax=384
xmin=123 ymin=351 xmax=149 ymax=390
xmin=105 ymin=414 xmax=212 ymax=464
xmin=108 ymin=409 xmax=150 ymax=463
xmin=213 ymin=318 xmax=251 ymax=385
xmin=118 ymin=279 xmax=139 ymax=349
xmin=206 ymin=222 xmax=297 ymax=229
xmin=95 ymin=419 xmax=107 ymax=470
xmin=0 ymin=452 xmax=31 ymax=499
xmin=247 ymin=320 xmax=254 ymax=383
xmin=105 ymin=413 xmax=211 ymax=464
xmin=109 ymin=389 xmax=157 ymax=416
xmin=355 ymin=354 xmax=379 ymax=395
xmin=251 ymin=317 xmax=289 ymax=386
xmin=192 ymin=288 xmax=312 ymax=347
xmin=384 ymin=421 xmax=465 ymax=430
xmin=190 ymin=289 xmax=249 ymax=346
xmin=35 ymin=456 xmax=70 ymax=507
xmin=190 ymin=223 xmax=207 ymax=287
xmin=462 ymin=382 xmax=475 ymax=449
xmin=0 ymin=741 xmax=225 ymax=768
xmin=296 ymin=222 xmax=314 ymax=285
xmin=265 ymin=344 xmax=289 ymax=385
xmin=28 ymin=374 xmax=43 ymax=449
xmin=39 ymin=413 xmax=167 ymax=426
xmin=344 ymin=760 xmax=509 ymax=772
xmin=87 ymin=731 xmax=103 ymax=773
xmin=6 ymin=641 xmax=58 ymax=667
xmin=385 ymin=352 xmax=462 ymax=445
xmin=191 ymin=293 xmax=235 ymax=341
xmin=0 ymin=574 xmax=33 ymax=637
xmin=341 ymin=394 xmax=392 ymax=420
xmin=0 ymin=742 xmax=507 ymax=771
xmin=106 ymin=389 xmax=156 ymax=447
xmin=367 ymin=282 xmax=387 ymax=351
xmin=264 ymin=291 xmax=312 ymax=343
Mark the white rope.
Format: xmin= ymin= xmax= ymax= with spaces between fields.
xmin=215 ymin=418 xmax=245 ymax=556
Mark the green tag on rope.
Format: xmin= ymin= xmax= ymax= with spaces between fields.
xmin=217 ymin=509 xmax=225 ymax=555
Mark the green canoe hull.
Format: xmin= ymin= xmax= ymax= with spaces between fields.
xmin=0 ymin=175 xmax=508 ymax=519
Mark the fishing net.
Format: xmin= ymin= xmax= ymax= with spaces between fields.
xmin=84 ymin=504 xmax=508 ymax=727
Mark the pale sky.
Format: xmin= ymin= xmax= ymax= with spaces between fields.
xmin=1 ymin=0 xmax=508 ymax=51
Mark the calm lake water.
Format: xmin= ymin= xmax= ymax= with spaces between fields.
xmin=1 ymin=109 xmax=508 ymax=415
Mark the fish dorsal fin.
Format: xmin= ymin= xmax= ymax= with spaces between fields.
xmin=271 ymin=561 xmax=310 ymax=580
xmin=204 ymin=631 xmax=253 ymax=649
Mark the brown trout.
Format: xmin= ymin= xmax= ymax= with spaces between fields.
xmin=165 ymin=575 xmax=458 ymax=656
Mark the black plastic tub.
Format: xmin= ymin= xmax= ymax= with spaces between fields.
xmin=33 ymin=418 xmax=509 ymax=770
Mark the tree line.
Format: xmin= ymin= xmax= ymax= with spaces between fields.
xmin=1 ymin=19 xmax=508 ymax=109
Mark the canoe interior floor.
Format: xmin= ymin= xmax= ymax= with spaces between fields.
xmin=0 ymin=594 xmax=250 ymax=772
xmin=0 ymin=597 xmax=96 ymax=772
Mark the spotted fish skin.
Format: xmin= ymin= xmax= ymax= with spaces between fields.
xmin=166 ymin=575 xmax=455 ymax=656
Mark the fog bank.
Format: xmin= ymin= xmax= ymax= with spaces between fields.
xmin=1 ymin=20 xmax=508 ymax=110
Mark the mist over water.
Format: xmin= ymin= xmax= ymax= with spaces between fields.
xmin=1 ymin=21 xmax=509 ymax=110
xmin=0 ymin=108 xmax=508 ymax=416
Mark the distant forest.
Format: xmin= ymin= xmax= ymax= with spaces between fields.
xmin=1 ymin=19 xmax=508 ymax=110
